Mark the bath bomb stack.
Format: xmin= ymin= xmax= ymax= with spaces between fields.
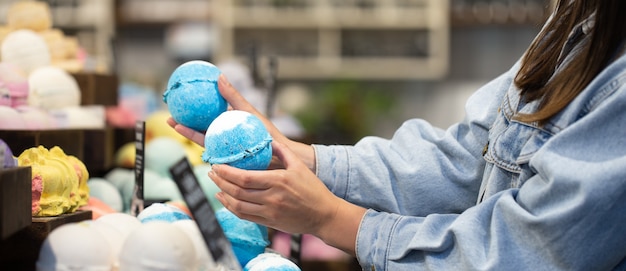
xmin=203 ymin=110 xmax=273 ymax=170
xmin=163 ymin=60 xmax=227 ymax=132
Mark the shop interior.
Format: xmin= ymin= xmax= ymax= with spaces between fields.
xmin=0 ymin=0 xmax=556 ymax=270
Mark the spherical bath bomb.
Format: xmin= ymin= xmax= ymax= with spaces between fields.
xmin=244 ymin=253 xmax=301 ymax=271
xmin=36 ymin=222 xmax=115 ymax=271
xmin=118 ymin=221 xmax=197 ymax=271
xmin=203 ymin=110 xmax=272 ymax=170
xmin=163 ymin=60 xmax=227 ymax=132
xmin=216 ymin=208 xmax=269 ymax=267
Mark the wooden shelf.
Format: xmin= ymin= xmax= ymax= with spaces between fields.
xmin=213 ymin=0 xmax=450 ymax=80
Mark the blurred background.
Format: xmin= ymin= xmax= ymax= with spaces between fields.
xmin=0 ymin=0 xmax=556 ymax=145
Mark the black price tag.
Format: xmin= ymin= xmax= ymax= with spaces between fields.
xmin=289 ymin=233 xmax=302 ymax=266
xmin=170 ymin=158 xmax=241 ymax=271
xmin=130 ymin=121 xmax=145 ymax=216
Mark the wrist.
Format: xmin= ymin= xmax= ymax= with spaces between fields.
xmin=316 ymin=198 xmax=367 ymax=256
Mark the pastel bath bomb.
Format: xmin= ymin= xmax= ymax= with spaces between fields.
xmin=203 ymin=110 xmax=272 ymax=170
xmin=119 ymin=221 xmax=197 ymax=271
xmin=37 ymin=222 xmax=115 ymax=271
xmin=244 ymin=253 xmax=301 ymax=271
xmin=163 ymin=60 xmax=227 ymax=132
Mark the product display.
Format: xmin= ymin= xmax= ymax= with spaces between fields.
xmin=203 ymin=110 xmax=273 ymax=170
xmin=216 ymin=208 xmax=270 ymax=267
xmin=163 ymin=60 xmax=227 ymax=133
xmin=244 ymin=252 xmax=301 ymax=271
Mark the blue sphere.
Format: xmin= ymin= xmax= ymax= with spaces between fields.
xmin=202 ymin=110 xmax=272 ymax=170
xmin=163 ymin=60 xmax=227 ymax=132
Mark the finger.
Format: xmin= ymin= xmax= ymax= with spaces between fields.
xmin=211 ymin=164 xmax=273 ymax=190
xmin=218 ymin=74 xmax=260 ymax=114
xmin=271 ymin=140 xmax=304 ymax=170
xmin=166 ymin=117 xmax=178 ymax=128
xmin=216 ymin=191 xmax=265 ymax=216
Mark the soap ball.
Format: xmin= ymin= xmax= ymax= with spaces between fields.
xmin=216 ymin=208 xmax=269 ymax=267
xmin=28 ymin=66 xmax=80 ymax=110
xmin=87 ymin=177 xmax=123 ymax=212
xmin=163 ymin=60 xmax=227 ymax=132
xmin=1 ymin=29 xmax=51 ymax=74
xmin=244 ymin=252 xmax=301 ymax=271
xmin=36 ymin=222 xmax=115 ymax=271
xmin=203 ymin=110 xmax=272 ymax=170
xmin=118 ymin=221 xmax=198 ymax=271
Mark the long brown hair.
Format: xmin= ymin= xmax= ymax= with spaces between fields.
xmin=514 ymin=0 xmax=626 ymax=125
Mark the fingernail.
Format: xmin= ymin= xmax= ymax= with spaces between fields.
xmin=211 ymin=164 xmax=219 ymax=173
xmin=219 ymin=74 xmax=229 ymax=86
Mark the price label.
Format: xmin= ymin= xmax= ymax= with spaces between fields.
xmin=170 ymin=158 xmax=241 ymax=271
xmin=130 ymin=121 xmax=145 ymax=216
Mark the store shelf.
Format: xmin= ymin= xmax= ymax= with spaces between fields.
xmin=0 ymin=0 xmax=116 ymax=73
xmin=213 ymin=0 xmax=450 ymax=80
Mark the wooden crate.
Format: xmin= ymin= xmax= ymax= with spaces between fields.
xmin=0 ymin=167 xmax=32 ymax=240
xmin=71 ymin=72 xmax=119 ymax=106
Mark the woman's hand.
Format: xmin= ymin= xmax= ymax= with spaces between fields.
xmin=168 ymin=74 xmax=316 ymax=171
xmin=209 ymin=140 xmax=366 ymax=255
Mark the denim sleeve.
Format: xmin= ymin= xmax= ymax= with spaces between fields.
xmin=313 ymin=66 xmax=515 ymax=216
xmin=352 ymin=62 xmax=626 ymax=270
xmin=355 ymin=77 xmax=626 ymax=270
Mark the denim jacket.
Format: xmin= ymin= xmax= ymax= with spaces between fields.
xmin=313 ymin=15 xmax=626 ymax=271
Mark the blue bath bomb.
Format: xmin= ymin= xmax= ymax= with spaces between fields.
xmin=203 ymin=110 xmax=272 ymax=170
xmin=163 ymin=60 xmax=227 ymax=132
xmin=216 ymin=208 xmax=269 ymax=267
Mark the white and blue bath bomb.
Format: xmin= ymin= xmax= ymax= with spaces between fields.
xmin=137 ymin=203 xmax=192 ymax=224
xmin=203 ymin=110 xmax=272 ymax=170
xmin=163 ymin=60 xmax=227 ymax=132
xmin=244 ymin=253 xmax=301 ymax=271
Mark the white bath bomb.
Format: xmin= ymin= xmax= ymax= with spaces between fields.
xmin=118 ymin=221 xmax=198 ymax=271
xmin=1 ymin=29 xmax=51 ymax=74
xmin=28 ymin=66 xmax=80 ymax=110
xmin=36 ymin=222 xmax=115 ymax=271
